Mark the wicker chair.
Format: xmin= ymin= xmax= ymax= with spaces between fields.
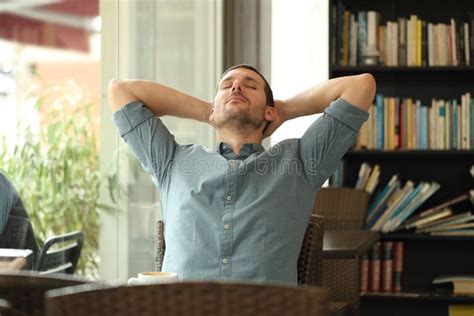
xmin=155 ymin=214 xmax=325 ymax=286
xmin=313 ymin=187 xmax=370 ymax=231
xmin=313 ymin=187 xmax=371 ymax=316
xmin=0 ymin=271 xmax=90 ymax=316
xmin=46 ymin=281 xmax=329 ymax=316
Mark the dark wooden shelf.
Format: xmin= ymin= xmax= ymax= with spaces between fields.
xmin=361 ymin=291 xmax=474 ymax=303
xmin=345 ymin=149 xmax=474 ymax=156
xmin=330 ymin=1 xmax=474 ymax=314
xmin=381 ymin=232 xmax=474 ymax=241
xmin=332 ymin=66 xmax=474 ymax=74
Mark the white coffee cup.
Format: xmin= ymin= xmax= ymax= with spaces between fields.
xmin=127 ymin=271 xmax=178 ymax=285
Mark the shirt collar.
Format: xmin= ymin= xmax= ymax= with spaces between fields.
xmin=216 ymin=142 xmax=265 ymax=160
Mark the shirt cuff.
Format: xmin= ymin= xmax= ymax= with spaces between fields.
xmin=324 ymin=98 xmax=369 ymax=131
xmin=112 ymin=101 xmax=156 ymax=137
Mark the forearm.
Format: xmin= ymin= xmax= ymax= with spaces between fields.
xmin=283 ymin=73 xmax=376 ymax=120
xmin=107 ymin=79 xmax=212 ymax=123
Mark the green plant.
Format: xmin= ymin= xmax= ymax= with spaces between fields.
xmin=0 ymin=80 xmax=115 ymax=278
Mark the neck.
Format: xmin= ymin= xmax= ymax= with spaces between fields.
xmin=216 ymin=127 xmax=263 ymax=154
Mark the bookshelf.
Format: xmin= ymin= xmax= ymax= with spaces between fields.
xmin=329 ymin=0 xmax=474 ymax=315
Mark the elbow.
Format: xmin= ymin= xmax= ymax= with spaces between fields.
xmin=107 ymin=79 xmax=135 ymax=112
xmin=107 ymin=78 xmax=124 ymax=100
xmin=358 ymin=73 xmax=377 ymax=108
xmin=107 ymin=78 xmax=122 ymax=110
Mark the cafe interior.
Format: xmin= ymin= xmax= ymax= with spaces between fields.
xmin=0 ymin=0 xmax=456 ymax=315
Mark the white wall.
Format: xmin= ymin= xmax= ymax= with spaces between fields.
xmin=270 ymin=0 xmax=329 ymax=144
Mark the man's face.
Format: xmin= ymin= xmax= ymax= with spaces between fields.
xmin=210 ymin=67 xmax=269 ymax=130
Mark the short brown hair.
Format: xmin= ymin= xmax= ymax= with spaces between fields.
xmin=221 ymin=64 xmax=274 ymax=107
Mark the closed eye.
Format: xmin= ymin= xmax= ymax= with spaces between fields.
xmin=220 ymin=83 xmax=232 ymax=89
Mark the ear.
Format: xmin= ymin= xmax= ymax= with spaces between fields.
xmin=264 ymin=106 xmax=277 ymax=121
xmin=209 ymin=107 xmax=215 ymax=123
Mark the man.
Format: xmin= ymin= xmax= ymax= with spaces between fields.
xmin=0 ymin=172 xmax=19 ymax=234
xmin=108 ymin=64 xmax=375 ymax=284
xmin=0 ymin=172 xmax=39 ymax=255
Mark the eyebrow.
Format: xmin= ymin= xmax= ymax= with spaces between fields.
xmin=220 ymin=76 xmax=260 ymax=85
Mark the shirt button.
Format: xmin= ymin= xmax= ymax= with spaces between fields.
xmin=222 ymin=258 xmax=228 ymax=264
xmin=224 ymin=224 xmax=230 ymax=230
xmin=225 ymin=195 xmax=232 ymax=201
xmin=229 ymin=160 xmax=236 ymax=166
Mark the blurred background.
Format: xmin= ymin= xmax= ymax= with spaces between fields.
xmin=0 ymin=0 xmax=328 ymax=281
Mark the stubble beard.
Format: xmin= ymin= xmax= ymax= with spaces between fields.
xmin=216 ymin=109 xmax=266 ymax=133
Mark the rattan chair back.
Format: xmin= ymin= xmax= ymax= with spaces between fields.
xmin=297 ymin=214 xmax=324 ymax=285
xmin=313 ymin=187 xmax=370 ymax=230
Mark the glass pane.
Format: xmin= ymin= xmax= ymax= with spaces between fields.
xmin=0 ymin=1 xmax=102 ymax=277
xmin=108 ymin=0 xmax=220 ymax=281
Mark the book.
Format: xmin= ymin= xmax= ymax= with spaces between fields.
xmin=411 ymin=207 xmax=453 ymax=229
xmin=388 ymin=182 xmax=441 ymax=231
xmin=330 ymin=5 xmax=338 ymax=66
xmin=431 ymin=230 xmax=474 ymax=236
xmin=401 ymin=191 xmax=474 ymax=230
xmin=364 ymin=164 xmax=381 ymax=194
xmin=381 ymin=181 xmax=429 ymax=232
xmin=428 ymin=222 xmax=474 ymax=233
xmin=355 ymin=162 xmax=372 ymax=190
xmin=366 ymin=175 xmax=400 ymax=229
xmin=417 ymin=212 xmax=473 ymax=233
xmin=342 ymin=10 xmax=351 ymax=66
xmin=376 ymin=94 xmax=384 ymax=149
xmin=360 ymin=253 xmax=370 ymax=292
xmin=358 ymin=11 xmax=367 ymax=65
xmin=382 ymin=241 xmax=394 ymax=292
xmin=370 ymin=242 xmax=382 ymax=292
xmin=449 ymin=305 xmax=474 ymax=316
xmin=350 ymin=15 xmax=358 ymax=66
xmin=398 ymin=18 xmax=407 ymax=66
xmin=433 ymin=275 xmax=474 ymax=295
xmin=393 ymin=242 xmax=404 ymax=292
xmin=373 ymin=180 xmax=414 ymax=231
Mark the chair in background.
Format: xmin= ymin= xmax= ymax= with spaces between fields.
xmin=34 ymin=231 xmax=84 ymax=275
xmin=46 ymin=281 xmax=329 ymax=316
xmin=0 ymin=271 xmax=89 ymax=316
xmin=313 ymin=187 xmax=370 ymax=231
xmin=313 ymin=187 xmax=371 ymax=316
xmin=155 ymin=214 xmax=325 ymax=286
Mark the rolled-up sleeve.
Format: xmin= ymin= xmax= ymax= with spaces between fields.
xmin=299 ymin=98 xmax=369 ymax=189
xmin=112 ymin=101 xmax=177 ymax=185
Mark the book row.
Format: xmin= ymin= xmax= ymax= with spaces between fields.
xmin=365 ymin=173 xmax=440 ymax=232
xmin=397 ymin=191 xmax=474 ymax=234
xmin=331 ymin=159 xmax=474 ymax=233
xmin=360 ymin=241 xmax=404 ymax=293
xmin=332 ymin=5 xmax=474 ymax=67
xmin=357 ymin=93 xmax=474 ymax=150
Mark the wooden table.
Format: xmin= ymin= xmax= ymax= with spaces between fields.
xmin=322 ymin=230 xmax=380 ymax=259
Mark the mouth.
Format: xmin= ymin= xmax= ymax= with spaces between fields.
xmin=226 ymin=94 xmax=248 ymax=104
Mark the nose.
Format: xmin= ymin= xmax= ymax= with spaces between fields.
xmin=231 ymin=80 xmax=242 ymax=93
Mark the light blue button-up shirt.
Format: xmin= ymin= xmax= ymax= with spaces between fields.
xmin=113 ymin=98 xmax=368 ymax=284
